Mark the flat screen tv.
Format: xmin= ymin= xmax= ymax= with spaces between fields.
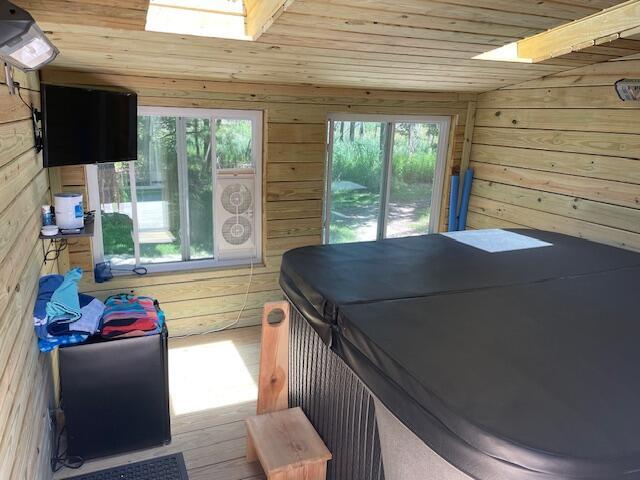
xmin=42 ymin=84 xmax=137 ymax=167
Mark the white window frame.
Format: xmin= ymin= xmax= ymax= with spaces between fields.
xmin=323 ymin=113 xmax=450 ymax=244
xmin=88 ymin=106 xmax=263 ymax=274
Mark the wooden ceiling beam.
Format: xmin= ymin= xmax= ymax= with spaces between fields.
xmin=518 ymin=0 xmax=640 ymax=62
xmin=245 ymin=0 xmax=295 ymax=40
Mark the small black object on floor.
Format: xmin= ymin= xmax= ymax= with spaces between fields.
xmin=62 ymin=453 xmax=188 ymax=480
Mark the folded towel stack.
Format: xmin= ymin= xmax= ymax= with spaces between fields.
xmin=33 ymin=268 xmax=105 ymax=352
xmin=101 ymin=294 xmax=165 ymax=339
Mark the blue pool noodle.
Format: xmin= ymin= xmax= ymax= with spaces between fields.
xmin=448 ymin=175 xmax=459 ymax=232
xmin=457 ymin=168 xmax=474 ymax=230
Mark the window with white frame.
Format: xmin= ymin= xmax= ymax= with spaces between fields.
xmin=88 ymin=107 xmax=262 ymax=272
xmin=324 ymin=114 xmax=450 ymax=244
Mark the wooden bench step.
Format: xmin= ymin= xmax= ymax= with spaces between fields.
xmin=246 ymin=407 xmax=331 ymax=480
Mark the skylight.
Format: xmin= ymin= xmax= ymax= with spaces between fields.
xmin=145 ymin=0 xmax=251 ymax=40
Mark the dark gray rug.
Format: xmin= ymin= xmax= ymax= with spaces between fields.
xmin=63 ymin=453 xmax=188 ymax=480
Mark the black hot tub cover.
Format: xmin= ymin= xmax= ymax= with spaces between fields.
xmin=279 ymin=229 xmax=640 ymax=480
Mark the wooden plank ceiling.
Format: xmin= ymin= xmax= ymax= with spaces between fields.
xmin=14 ymin=0 xmax=640 ymax=92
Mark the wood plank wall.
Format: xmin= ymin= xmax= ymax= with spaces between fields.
xmin=41 ymin=69 xmax=472 ymax=336
xmin=467 ymin=58 xmax=640 ymax=251
xmin=0 ymin=69 xmax=56 ymax=480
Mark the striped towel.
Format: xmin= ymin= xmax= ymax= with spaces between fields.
xmin=101 ymin=294 xmax=164 ymax=339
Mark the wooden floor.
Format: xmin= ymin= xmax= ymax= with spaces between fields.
xmin=54 ymin=326 xmax=265 ymax=480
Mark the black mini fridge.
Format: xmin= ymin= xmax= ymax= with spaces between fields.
xmin=59 ymin=324 xmax=171 ymax=460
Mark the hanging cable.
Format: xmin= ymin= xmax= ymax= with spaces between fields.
xmin=111 ymin=265 xmax=148 ymax=276
xmin=16 ymin=84 xmax=32 ymax=110
xmin=12 ymin=81 xmax=44 ymax=151
xmin=43 ymin=239 xmax=68 ymax=265
xmin=0 ymin=79 xmax=40 ymax=93
xmin=50 ymin=416 xmax=84 ymax=473
xmin=172 ymin=259 xmax=254 ymax=339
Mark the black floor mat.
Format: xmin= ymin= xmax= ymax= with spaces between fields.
xmin=63 ymin=453 xmax=189 ymax=480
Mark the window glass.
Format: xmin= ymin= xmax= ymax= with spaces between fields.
xmin=328 ymin=121 xmax=386 ymax=244
xmin=186 ymin=117 xmax=214 ymax=259
xmin=136 ymin=116 xmax=182 ymax=264
xmin=326 ymin=118 xmax=447 ymax=244
xmin=386 ymin=122 xmax=441 ymax=238
xmin=95 ymin=109 xmax=261 ymax=271
xmin=215 ymin=118 xmax=253 ymax=169
xmin=97 ymin=162 xmax=135 ymax=265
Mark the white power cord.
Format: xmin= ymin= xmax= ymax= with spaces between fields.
xmin=172 ymin=259 xmax=254 ymax=338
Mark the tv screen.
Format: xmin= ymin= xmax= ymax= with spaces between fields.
xmin=42 ymin=84 xmax=137 ymax=167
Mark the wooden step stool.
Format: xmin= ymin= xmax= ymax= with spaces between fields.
xmin=246 ymin=406 xmax=332 ymax=480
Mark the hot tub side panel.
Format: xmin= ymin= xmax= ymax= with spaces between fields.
xmin=288 ymin=305 xmax=385 ymax=480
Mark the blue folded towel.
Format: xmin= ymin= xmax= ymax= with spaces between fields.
xmin=33 ymin=269 xmax=104 ymax=352
xmin=45 ymin=267 xmax=83 ymax=323
xmin=47 ymin=294 xmax=104 ymax=337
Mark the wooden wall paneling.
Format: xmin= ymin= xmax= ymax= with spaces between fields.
xmin=267 ymin=162 xmax=324 ymax=181
xmin=0 ymin=120 xmax=37 ymax=168
xmin=470 ymin=144 xmax=640 ymax=184
xmin=465 ymin=210 xmax=525 ymax=230
xmin=269 ymin=143 xmax=325 ymax=163
xmin=0 ymin=149 xmax=44 ymax=207
xmin=469 ymin=195 xmax=640 ymax=249
xmin=169 ymin=309 xmax=264 ymax=337
xmin=468 ymin=57 xmax=640 ymax=251
xmin=500 ymin=58 xmax=640 ymax=90
xmin=50 ymin=165 xmax=92 ymax=272
xmin=459 ymin=101 xmax=477 ymax=177
xmin=478 ymin=83 xmax=640 ymax=109
xmin=438 ymin=115 xmax=464 ymax=231
xmin=266 ymin=200 xmax=323 ymax=220
xmin=475 ymin=107 xmax=640 ymax=134
xmin=59 ymin=164 xmax=86 ymax=186
xmin=473 ymin=126 xmax=640 ymax=158
xmin=472 ymin=178 xmax=640 ymax=234
xmin=266 ymin=180 xmax=324 ymax=201
xmin=80 ymin=261 xmax=282 ymax=293
xmin=267 ymin=217 xmax=324 ymax=238
xmin=0 ymin=169 xmax=48 ymax=264
xmin=266 ymin=235 xmax=321 ymax=257
xmin=46 ymin=167 xmax=70 ymax=272
xmin=0 ymin=88 xmax=39 ymax=126
xmin=268 ymin=123 xmax=326 ymax=143
xmin=43 ymin=70 xmax=472 ymax=335
xmin=471 ymin=160 xmax=640 ymax=209
xmin=86 ymin=272 xmax=281 ymax=305
xmin=0 ymin=234 xmax=54 ymax=480
xmin=12 ymin=357 xmax=51 ymax=479
xmin=0 ymin=208 xmax=47 ymax=334
xmin=161 ymin=291 xmax=284 ymax=322
xmin=0 ymin=68 xmax=54 ymax=480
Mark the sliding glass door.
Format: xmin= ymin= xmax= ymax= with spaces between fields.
xmin=326 ymin=120 xmax=388 ymax=243
xmin=324 ymin=115 xmax=450 ymax=244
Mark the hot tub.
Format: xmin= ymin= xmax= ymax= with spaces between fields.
xmin=281 ymin=229 xmax=640 ymax=480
